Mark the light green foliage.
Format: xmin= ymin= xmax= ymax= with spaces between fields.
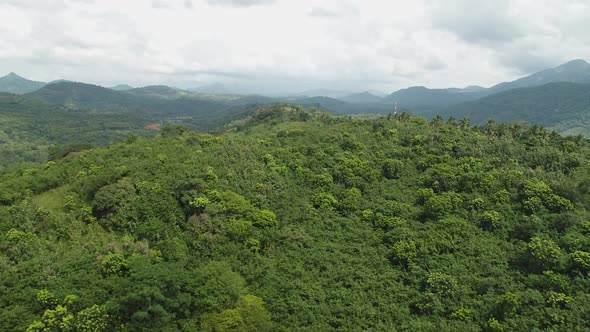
xmin=220 ymin=191 xmax=255 ymax=218
xmin=226 ymin=219 xmax=252 ymax=239
xmin=480 ymin=211 xmax=504 ymax=231
xmin=450 ymin=308 xmax=472 ymax=321
xmin=262 ymin=153 xmax=274 ymax=165
xmin=521 ymin=180 xmax=573 ymax=213
xmin=156 ymin=153 xmax=168 ymax=163
xmin=245 ymin=238 xmax=260 ymax=253
xmin=252 ymin=209 xmax=278 ymax=228
xmin=375 ymin=216 xmax=407 ymax=231
xmin=313 ymin=172 xmax=334 ymax=189
xmin=100 ymin=253 xmax=129 ymax=276
xmin=63 ymin=295 xmax=78 ymax=307
xmin=28 ymin=294 xmax=108 ymax=332
xmin=235 ymin=295 xmax=272 ymax=332
xmin=36 ymin=289 xmax=57 ymax=307
xmin=80 ymin=205 xmax=96 ymax=223
xmin=391 ymin=240 xmax=417 ymax=266
xmin=487 ymin=318 xmax=504 ymax=331
xmin=6 ymin=228 xmax=36 ymax=242
xmin=426 ymin=272 xmax=456 ymax=295
xmin=361 ymin=209 xmax=374 ymax=223
xmin=571 ymin=250 xmax=590 ymax=272
xmin=190 ymin=196 xmax=210 ymax=212
xmin=207 ymin=189 xmax=222 ymax=202
xmin=63 ymin=194 xmax=77 ymax=211
xmin=311 ymin=192 xmax=338 ymax=210
xmin=205 ymin=166 xmax=218 ymax=182
xmin=74 ymin=305 xmax=109 ymax=332
xmin=202 ymin=295 xmax=272 ymax=332
xmin=202 ymin=308 xmax=245 ymax=332
xmin=528 ymin=237 xmax=562 ymax=270
xmin=470 ymin=197 xmax=484 ymax=210
xmin=494 ymin=189 xmax=511 ymax=204
xmin=547 ymin=292 xmax=571 ymax=309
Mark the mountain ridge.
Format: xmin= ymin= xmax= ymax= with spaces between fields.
xmin=442 ymin=81 xmax=590 ymax=135
xmin=0 ymin=72 xmax=46 ymax=94
xmin=386 ymin=59 xmax=590 ymax=114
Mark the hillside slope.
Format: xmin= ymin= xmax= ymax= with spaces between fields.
xmin=443 ymin=82 xmax=590 ymax=134
xmin=0 ymin=93 xmax=149 ymax=173
xmin=2 ymin=106 xmax=590 ymax=331
xmin=339 ymin=91 xmax=384 ymax=104
xmin=26 ymin=82 xmax=266 ymax=130
xmin=28 ymin=81 xmax=392 ymax=117
xmin=386 ymin=59 xmax=590 ymax=114
xmin=490 ymin=59 xmax=590 ymax=93
xmin=0 ymin=73 xmax=46 ymax=94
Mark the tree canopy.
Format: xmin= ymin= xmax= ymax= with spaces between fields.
xmin=2 ymin=105 xmax=590 ymax=331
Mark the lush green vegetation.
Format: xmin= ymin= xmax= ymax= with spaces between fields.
xmin=2 ymin=105 xmax=590 ymax=331
xmin=0 ymin=93 xmax=150 ymax=173
xmin=443 ymin=82 xmax=590 ymax=136
xmin=0 ymin=86 xmax=267 ymax=173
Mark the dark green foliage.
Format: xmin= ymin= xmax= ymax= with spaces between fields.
xmin=444 ymin=82 xmax=590 ymax=136
xmin=2 ymin=107 xmax=590 ymax=331
xmin=0 ymin=93 xmax=151 ymax=172
xmin=382 ymin=158 xmax=403 ymax=179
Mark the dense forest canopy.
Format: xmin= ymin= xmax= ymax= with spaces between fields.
xmin=2 ymin=105 xmax=590 ymax=331
xmin=442 ymin=82 xmax=590 ymax=136
xmin=0 ymin=92 xmax=151 ymax=173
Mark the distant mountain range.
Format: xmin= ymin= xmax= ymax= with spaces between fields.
xmin=189 ymin=83 xmax=233 ymax=95
xmin=339 ymin=91 xmax=384 ymax=104
xmin=4 ymin=58 xmax=590 ymax=135
xmin=126 ymin=85 xmax=193 ymax=99
xmin=443 ymin=82 xmax=590 ymax=124
xmin=386 ymin=59 xmax=590 ymax=113
xmin=0 ymin=73 xmax=45 ymax=94
xmin=489 ymin=59 xmax=590 ymax=92
xmin=25 ymin=81 xmax=388 ymax=117
xmin=110 ymin=84 xmax=134 ymax=91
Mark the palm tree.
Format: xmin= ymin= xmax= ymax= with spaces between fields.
xmin=459 ymin=117 xmax=471 ymax=130
xmin=485 ymin=119 xmax=496 ymax=136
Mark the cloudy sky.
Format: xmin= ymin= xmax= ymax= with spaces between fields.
xmin=1 ymin=0 xmax=589 ymax=94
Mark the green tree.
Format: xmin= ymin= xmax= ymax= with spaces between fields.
xmin=252 ymin=209 xmax=278 ymax=228
xmin=100 ymin=253 xmax=129 ymax=276
xmin=382 ymin=159 xmax=403 ymax=179
xmin=528 ymin=237 xmax=562 ymax=271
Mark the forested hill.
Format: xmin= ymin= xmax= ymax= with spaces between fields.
xmin=27 ymin=81 xmax=391 ymax=116
xmin=26 ymin=81 xmax=253 ymax=119
xmin=443 ymin=82 xmax=590 ymax=135
xmin=385 ymin=59 xmax=590 ymax=115
xmin=2 ymin=105 xmax=590 ymax=331
xmin=0 ymin=72 xmax=46 ymax=94
xmin=0 ymin=92 xmax=149 ymax=173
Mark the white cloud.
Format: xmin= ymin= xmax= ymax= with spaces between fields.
xmin=0 ymin=0 xmax=589 ymax=93
xmin=205 ymin=0 xmax=276 ymax=7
